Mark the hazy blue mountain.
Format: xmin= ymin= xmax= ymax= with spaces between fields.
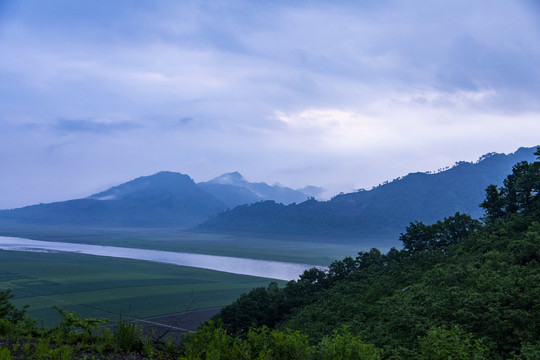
xmin=198 ymin=172 xmax=310 ymax=208
xmin=0 ymin=172 xmax=227 ymax=228
xmin=1 ymin=146 xmax=537 ymax=236
xmin=198 ymin=146 xmax=539 ymax=243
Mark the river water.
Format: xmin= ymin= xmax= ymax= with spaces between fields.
xmin=0 ymin=236 xmax=325 ymax=281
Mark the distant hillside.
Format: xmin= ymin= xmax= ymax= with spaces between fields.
xmin=0 ymin=171 xmax=314 ymax=229
xmin=198 ymin=172 xmax=310 ymax=208
xmin=198 ymin=146 xmax=539 ymax=242
xmin=0 ymin=172 xmax=227 ymax=228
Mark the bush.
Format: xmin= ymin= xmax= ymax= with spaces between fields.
xmin=0 ymin=290 xmax=27 ymax=323
xmin=315 ymin=329 xmax=381 ymax=360
xmin=113 ymin=318 xmax=143 ymax=353
xmin=245 ymin=326 xmax=311 ymax=359
xmin=179 ymin=321 xmax=243 ymax=360
xmin=417 ymin=326 xmax=488 ymax=360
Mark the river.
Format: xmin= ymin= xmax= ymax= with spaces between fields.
xmin=0 ymin=236 xmax=325 ymax=281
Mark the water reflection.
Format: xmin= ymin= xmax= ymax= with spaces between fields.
xmin=0 ymin=236 xmax=325 ymax=281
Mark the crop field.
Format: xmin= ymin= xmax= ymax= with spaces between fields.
xmin=0 ymin=250 xmax=283 ymax=326
xmin=0 ymin=226 xmax=382 ymax=328
xmin=0 ymin=225 xmax=377 ymax=265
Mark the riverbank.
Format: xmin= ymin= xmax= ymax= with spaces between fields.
xmin=0 ymin=236 xmax=326 ymax=281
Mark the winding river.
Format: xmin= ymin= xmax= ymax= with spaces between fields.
xmin=0 ymin=236 xmax=325 ymax=281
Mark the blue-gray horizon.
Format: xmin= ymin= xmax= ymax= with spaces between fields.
xmin=1 ymin=1 xmax=539 ymax=209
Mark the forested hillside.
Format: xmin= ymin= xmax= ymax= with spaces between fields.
xmin=185 ymin=148 xmax=540 ymax=359
xmin=199 ymin=146 xmax=538 ymax=243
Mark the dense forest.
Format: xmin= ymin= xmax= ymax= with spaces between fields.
xmin=1 ymin=149 xmax=539 ymax=359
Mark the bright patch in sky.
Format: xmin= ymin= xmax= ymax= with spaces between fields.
xmin=0 ymin=0 xmax=539 ymax=208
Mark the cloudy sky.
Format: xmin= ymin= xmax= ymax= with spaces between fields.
xmin=1 ymin=0 xmax=539 ymax=209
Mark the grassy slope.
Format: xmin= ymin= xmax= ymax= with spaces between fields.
xmin=0 ymin=250 xmax=283 ymax=326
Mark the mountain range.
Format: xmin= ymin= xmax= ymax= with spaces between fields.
xmin=0 ymin=172 xmax=311 ymax=228
xmin=198 ymin=172 xmax=316 ymax=208
xmin=0 ymin=146 xmax=537 ymax=242
xmin=198 ymin=146 xmax=539 ymax=242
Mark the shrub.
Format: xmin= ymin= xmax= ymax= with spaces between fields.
xmin=417 ymin=326 xmax=488 ymax=360
xmin=315 ymin=329 xmax=382 ymax=360
xmin=0 ymin=347 xmax=12 ymax=360
xmin=113 ymin=318 xmax=143 ymax=353
xmin=0 ymin=290 xmax=27 ymax=323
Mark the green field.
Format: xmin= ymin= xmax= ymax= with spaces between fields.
xmin=0 ymin=250 xmax=284 ymax=326
xmin=0 ymin=226 xmax=381 ymax=327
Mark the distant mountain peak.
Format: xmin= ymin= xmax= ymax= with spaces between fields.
xmin=199 ymin=172 xmax=312 ymax=207
xmin=87 ymin=171 xmax=197 ymax=201
xmin=207 ymin=172 xmax=247 ymax=185
xmin=0 ymin=170 xmax=227 ymax=228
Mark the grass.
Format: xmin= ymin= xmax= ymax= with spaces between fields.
xmin=0 ymin=250 xmax=283 ymax=326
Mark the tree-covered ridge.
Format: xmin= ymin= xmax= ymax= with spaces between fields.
xmin=203 ymin=148 xmax=540 ymax=359
xmin=199 ymin=146 xmax=538 ymax=242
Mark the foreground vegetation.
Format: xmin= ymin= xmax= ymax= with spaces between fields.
xmin=0 ymin=298 xmax=384 ymax=359
xmin=1 ymin=150 xmax=539 ymax=359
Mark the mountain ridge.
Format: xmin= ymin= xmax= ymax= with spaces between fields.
xmin=0 ymin=170 xmax=313 ymax=228
xmin=0 ymin=146 xmax=537 ymax=238
xmin=198 ymin=146 xmax=539 ymax=243
xmin=0 ymin=171 xmax=227 ymax=228
xmin=198 ymin=172 xmax=311 ymax=208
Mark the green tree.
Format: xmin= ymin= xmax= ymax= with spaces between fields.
xmin=0 ymin=290 xmax=27 ymax=324
xmin=481 ymin=148 xmax=540 ymax=220
xmin=417 ymin=326 xmax=488 ymax=360
xmin=400 ymin=213 xmax=479 ymax=254
xmin=315 ymin=329 xmax=382 ymax=360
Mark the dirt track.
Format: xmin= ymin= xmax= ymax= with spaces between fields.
xmin=134 ymin=307 xmax=222 ymax=342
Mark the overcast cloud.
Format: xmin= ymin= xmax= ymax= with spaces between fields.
xmin=1 ymin=0 xmax=539 ymax=208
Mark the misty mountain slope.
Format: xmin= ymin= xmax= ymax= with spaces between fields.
xmin=197 ymin=182 xmax=261 ymax=209
xmin=333 ymin=147 xmax=539 ymax=221
xmin=198 ymin=146 xmax=539 ymax=241
xmin=0 ymin=172 xmax=228 ymax=228
xmin=198 ymin=172 xmax=310 ymax=207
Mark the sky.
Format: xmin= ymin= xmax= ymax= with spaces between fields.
xmin=1 ymin=0 xmax=540 ymax=209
